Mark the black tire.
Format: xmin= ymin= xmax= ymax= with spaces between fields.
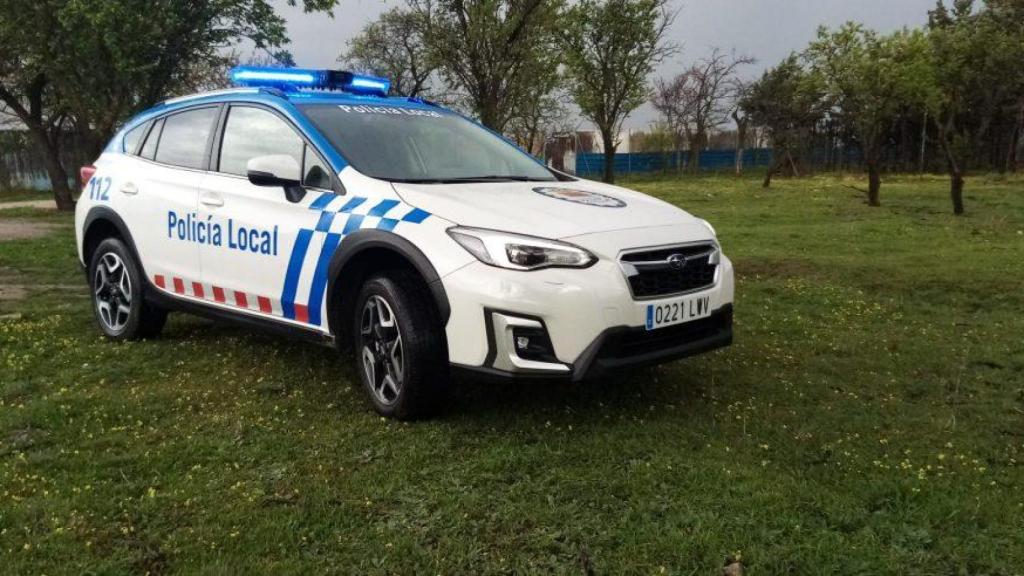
xmin=88 ymin=238 xmax=167 ymax=341
xmin=351 ymin=269 xmax=449 ymax=419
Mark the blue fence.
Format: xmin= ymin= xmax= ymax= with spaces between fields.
xmin=575 ymin=148 xmax=774 ymax=177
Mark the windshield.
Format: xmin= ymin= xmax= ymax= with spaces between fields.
xmin=298 ymin=103 xmax=556 ymax=183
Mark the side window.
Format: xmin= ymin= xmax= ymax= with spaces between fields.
xmin=140 ymin=118 xmax=164 ymax=160
xmin=154 ymin=107 xmax=218 ymax=169
xmin=303 ymin=145 xmax=333 ymax=189
xmin=218 ymin=106 xmax=303 ymax=180
xmin=122 ymin=121 xmax=149 ymax=155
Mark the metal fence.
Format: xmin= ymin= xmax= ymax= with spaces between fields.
xmin=575 ymin=148 xmax=776 ymax=177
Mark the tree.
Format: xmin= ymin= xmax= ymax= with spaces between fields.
xmin=341 ymin=8 xmax=435 ymax=97
xmin=731 ymin=79 xmax=752 ymax=175
xmin=927 ymin=0 xmax=1024 ymax=214
xmin=560 ymin=0 xmax=676 ymax=183
xmin=806 ymin=24 xmax=933 ymax=207
xmin=409 ymin=0 xmax=562 ymax=131
xmin=740 ymin=56 xmax=825 ymax=187
xmin=0 ymin=0 xmax=337 ymax=210
xmin=652 ymin=48 xmax=753 ymax=173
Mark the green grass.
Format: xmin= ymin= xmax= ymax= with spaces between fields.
xmin=1 ymin=174 xmax=1022 ymax=574
xmin=0 ymin=188 xmax=53 ymax=204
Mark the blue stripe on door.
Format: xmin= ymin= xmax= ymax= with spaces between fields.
xmin=280 ymin=228 xmax=315 ymax=319
xmin=367 ymin=199 xmax=399 ymax=217
xmin=306 ymin=232 xmax=342 ymax=326
xmin=309 ymin=193 xmax=335 ymax=211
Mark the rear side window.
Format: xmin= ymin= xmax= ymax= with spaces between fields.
xmin=122 ymin=121 xmax=149 ymax=155
xmin=140 ymin=118 xmax=164 ymax=160
xmin=154 ymin=107 xmax=218 ymax=169
xmin=219 ymin=106 xmax=303 ymax=180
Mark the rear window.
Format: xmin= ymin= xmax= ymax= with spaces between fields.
xmin=153 ymin=107 xmax=219 ymax=170
xmin=122 ymin=121 xmax=149 ymax=155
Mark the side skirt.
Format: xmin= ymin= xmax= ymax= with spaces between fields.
xmin=144 ymin=281 xmax=335 ymax=347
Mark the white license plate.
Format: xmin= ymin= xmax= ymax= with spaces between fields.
xmin=645 ymin=294 xmax=712 ymax=331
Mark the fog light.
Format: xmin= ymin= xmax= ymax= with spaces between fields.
xmin=511 ymin=326 xmax=557 ymax=363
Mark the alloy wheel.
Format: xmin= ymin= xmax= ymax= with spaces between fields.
xmin=360 ymin=295 xmax=405 ymax=405
xmin=93 ymin=252 xmax=132 ymax=333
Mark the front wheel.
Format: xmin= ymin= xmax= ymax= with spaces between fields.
xmin=352 ymin=270 xmax=448 ymax=420
xmin=88 ymin=238 xmax=167 ymax=340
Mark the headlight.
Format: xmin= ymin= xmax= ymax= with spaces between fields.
xmin=447 ymin=227 xmax=596 ymax=271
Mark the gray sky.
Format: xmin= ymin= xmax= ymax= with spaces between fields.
xmin=274 ymin=0 xmax=937 ymax=129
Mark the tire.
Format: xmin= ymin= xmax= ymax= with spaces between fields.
xmin=88 ymin=238 xmax=167 ymax=340
xmin=351 ymin=269 xmax=449 ymax=420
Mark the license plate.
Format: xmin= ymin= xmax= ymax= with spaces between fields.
xmin=645 ymin=294 xmax=712 ymax=331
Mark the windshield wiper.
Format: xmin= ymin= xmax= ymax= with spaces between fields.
xmin=443 ymin=175 xmax=552 ymax=182
xmin=386 ymin=175 xmax=553 ymax=184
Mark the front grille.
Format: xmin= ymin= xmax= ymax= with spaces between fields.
xmin=621 ymin=244 xmax=717 ymax=299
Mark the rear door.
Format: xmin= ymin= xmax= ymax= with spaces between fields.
xmin=196 ymin=104 xmax=340 ymax=329
xmin=129 ymin=106 xmax=220 ymax=296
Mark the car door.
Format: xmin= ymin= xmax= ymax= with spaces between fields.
xmin=197 ymin=103 xmax=340 ymax=329
xmin=129 ymin=106 xmax=220 ymax=296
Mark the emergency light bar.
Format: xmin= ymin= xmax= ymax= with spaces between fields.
xmin=228 ymin=67 xmax=391 ymax=96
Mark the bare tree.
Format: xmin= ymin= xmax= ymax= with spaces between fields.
xmin=653 ymin=48 xmax=754 ymax=173
xmin=341 ymin=8 xmax=435 ymax=97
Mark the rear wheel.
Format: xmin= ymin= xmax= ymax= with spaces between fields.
xmin=89 ymin=238 xmax=167 ymax=340
xmin=352 ymin=270 xmax=448 ymax=419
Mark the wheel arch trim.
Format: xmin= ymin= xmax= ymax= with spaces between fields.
xmin=325 ymin=229 xmax=451 ymax=337
xmin=82 ymin=207 xmax=148 ymax=279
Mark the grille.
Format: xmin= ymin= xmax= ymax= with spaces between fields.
xmin=621 ymin=243 xmax=718 ymax=299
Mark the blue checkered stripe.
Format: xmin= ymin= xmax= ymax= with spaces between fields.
xmin=279 ymin=193 xmax=432 ymax=326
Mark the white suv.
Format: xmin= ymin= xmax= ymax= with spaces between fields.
xmin=75 ymin=67 xmax=734 ymax=419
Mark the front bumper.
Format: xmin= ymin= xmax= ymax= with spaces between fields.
xmin=441 ymin=244 xmax=735 ymax=381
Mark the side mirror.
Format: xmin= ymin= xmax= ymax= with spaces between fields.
xmin=246 ymin=155 xmax=306 ymax=203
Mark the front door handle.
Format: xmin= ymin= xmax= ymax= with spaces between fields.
xmin=120 ymin=182 xmax=139 ymax=195
xmin=199 ymin=192 xmax=224 ymax=207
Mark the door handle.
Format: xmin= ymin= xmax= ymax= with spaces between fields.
xmin=199 ymin=192 xmax=224 ymax=207
xmin=120 ymin=182 xmax=139 ymax=195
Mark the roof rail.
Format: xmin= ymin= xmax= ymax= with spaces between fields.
xmin=159 ymin=87 xmax=260 ymax=107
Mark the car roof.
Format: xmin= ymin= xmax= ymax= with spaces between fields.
xmin=132 ymin=88 xmax=443 ymax=124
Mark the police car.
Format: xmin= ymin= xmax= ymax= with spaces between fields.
xmin=75 ymin=67 xmax=734 ymax=419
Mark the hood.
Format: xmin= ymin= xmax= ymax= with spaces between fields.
xmin=390 ymin=179 xmax=697 ymax=239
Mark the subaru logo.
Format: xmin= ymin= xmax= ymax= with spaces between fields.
xmin=666 ymin=253 xmax=687 ymax=270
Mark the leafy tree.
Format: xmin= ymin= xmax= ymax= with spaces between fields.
xmin=927 ymin=0 xmax=1024 ymax=214
xmin=341 ymin=8 xmax=435 ymax=97
xmin=409 ymin=0 xmax=562 ymax=131
xmin=806 ymin=24 xmax=933 ymax=206
xmin=0 ymin=0 xmax=336 ymax=209
xmin=740 ymin=55 xmax=825 ymax=187
xmin=560 ymin=0 xmax=676 ymax=183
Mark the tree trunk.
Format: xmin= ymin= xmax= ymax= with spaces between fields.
xmin=28 ymin=126 xmax=75 ymax=211
xmin=867 ymin=160 xmax=881 ymax=207
xmin=950 ymin=170 xmax=965 ymax=216
xmin=763 ymin=158 xmax=780 ymax=188
xmin=601 ymin=130 xmax=616 ymax=184
xmin=735 ymin=125 xmax=746 ymax=176
xmin=689 ymin=134 xmax=702 ymax=174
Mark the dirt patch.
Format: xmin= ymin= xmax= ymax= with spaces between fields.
xmin=0 ymin=219 xmax=59 ymax=241
xmin=0 ymin=200 xmax=55 ymax=211
xmin=0 ymin=283 xmax=28 ymax=301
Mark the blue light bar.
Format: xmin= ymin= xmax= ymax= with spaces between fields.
xmin=227 ymin=66 xmax=391 ymax=96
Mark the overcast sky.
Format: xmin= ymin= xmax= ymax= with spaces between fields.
xmin=274 ymin=0 xmax=938 ymax=129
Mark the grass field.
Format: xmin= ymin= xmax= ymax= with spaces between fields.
xmin=1 ymin=174 xmax=1022 ymax=574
